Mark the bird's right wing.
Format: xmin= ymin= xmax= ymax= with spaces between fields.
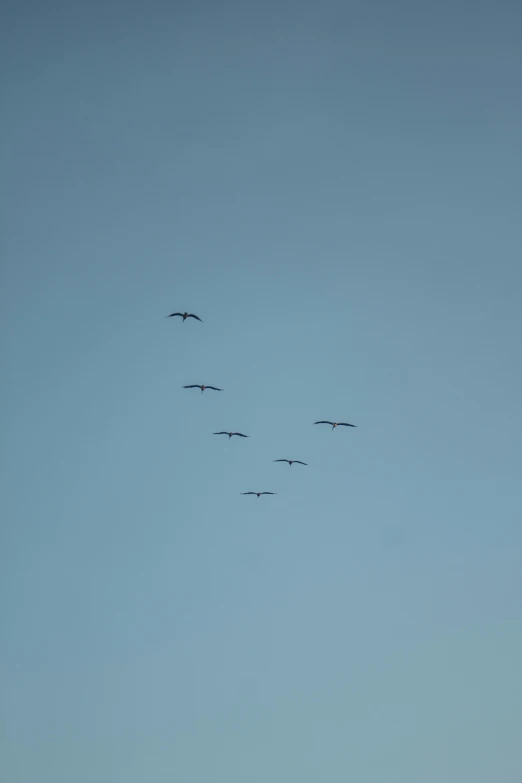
xmin=183 ymin=385 xmax=199 ymax=388
xmin=314 ymin=421 xmax=333 ymax=425
xmin=261 ymin=492 xmax=276 ymax=495
xmin=213 ymin=432 xmax=228 ymax=435
xmin=232 ymin=433 xmax=248 ymax=437
xmin=241 ymin=492 xmax=255 ymax=495
xmin=273 ymin=459 xmax=287 ymax=463
xmin=166 ymin=312 xmax=182 ymax=317
xmin=188 ymin=314 xmax=203 ymax=321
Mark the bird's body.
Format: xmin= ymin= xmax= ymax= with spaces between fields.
xmin=314 ymin=420 xmax=357 ymax=430
xmin=183 ymin=384 xmax=222 ymax=393
xmin=166 ymin=311 xmax=202 ymax=322
xmin=213 ymin=431 xmax=249 ymax=439
xmin=273 ymin=459 xmax=307 ymax=466
xmin=241 ymin=492 xmax=276 ymax=498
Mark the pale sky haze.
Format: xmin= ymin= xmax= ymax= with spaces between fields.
xmin=1 ymin=1 xmax=521 ymax=781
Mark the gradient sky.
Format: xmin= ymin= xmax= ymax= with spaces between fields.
xmin=1 ymin=1 xmax=521 ymax=781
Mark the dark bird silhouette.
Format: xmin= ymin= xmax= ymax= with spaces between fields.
xmin=241 ymin=492 xmax=276 ymax=498
xmin=166 ymin=311 xmax=202 ymax=322
xmin=183 ymin=384 xmax=222 ymax=393
xmin=314 ymin=420 xmax=357 ymax=430
xmin=273 ymin=459 xmax=307 ymax=466
xmin=213 ymin=431 xmax=249 ymax=439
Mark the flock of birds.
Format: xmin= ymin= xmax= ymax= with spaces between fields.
xmin=167 ymin=309 xmax=358 ymax=498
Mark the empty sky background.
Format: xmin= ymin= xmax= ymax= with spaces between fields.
xmin=1 ymin=1 xmax=521 ymax=781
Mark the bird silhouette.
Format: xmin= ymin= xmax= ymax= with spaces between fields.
xmin=273 ymin=459 xmax=307 ymax=466
xmin=183 ymin=384 xmax=222 ymax=393
xmin=166 ymin=311 xmax=202 ymax=322
xmin=241 ymin=492 xmax=276 ymax=498
xmin=213 ymin=431 xmax=249 ymax=438
xmin=314 ymin=420 xmax=357 ymax=430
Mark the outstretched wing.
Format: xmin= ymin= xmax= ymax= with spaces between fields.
xmin=338 ymin=422 xmax=357 ymax=427
xmin=206 ymin=386 xmax=223 ymax=391
xmin=241 ymin=492 xmax=256 ymax=495
xmin=273 ymin=459 xmax=289 ymax=463
xmin=232 ymin=432 xmax=248 ymax=437
xmin=261 ymin=492 xmax=276 ymax=495
xmin=294 ymin=461 xmax=308 ymax=465
xmin=183 ymin=385 xmax=200 ymax=389
xmin=187 ymin=313 xmax=202 ymax=321
xmin=314 ymin=420 xmax=333 ymax=425
xmin=166 ymin=312 xmax=183 ymax=318
xmin=213 ymin=432 xmax=228 ymax=435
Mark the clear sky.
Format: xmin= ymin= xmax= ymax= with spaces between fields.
xmin=1 ymin=1 xmax=521 ymax=781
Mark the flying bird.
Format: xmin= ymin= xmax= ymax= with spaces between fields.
xmin=314 ymin=420 xmax=357 ymax=430
xmin=241 ymin=492 xmax=277 ymax=498
xmin=213 ymin=431 xmax=249 ymax=439
xmin=166 ymin=311 xmax=202 ymax=322
xmin=273 ymin=459 xmax=307 ymax=466
xmin=183 ymin=384 xmax=222 ymax=393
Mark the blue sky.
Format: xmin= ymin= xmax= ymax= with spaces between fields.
xmin=1 ymin=1 xmax=521 ymax=781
